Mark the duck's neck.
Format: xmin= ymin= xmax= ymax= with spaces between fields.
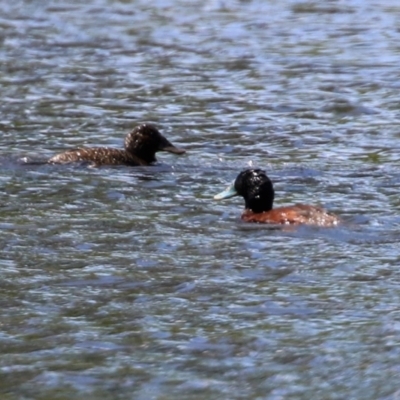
xmin=130 ymin=148 xmax=157 ymax=164
xmin=244 ymin=184 xmax=274 ymax=213
xmin=125 ymin=142 xmax=157 ymax=163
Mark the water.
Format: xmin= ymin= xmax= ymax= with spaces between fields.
xmin=1 ymin=0 xmax=400 ymax=399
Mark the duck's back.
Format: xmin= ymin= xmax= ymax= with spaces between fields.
xmin=48 ymin=147 xmax=146 ymax=166
xmin=241 ymin=204 xmax=339 ymax=227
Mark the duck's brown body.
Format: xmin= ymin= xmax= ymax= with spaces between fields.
xmin=241 ymin=204 xmax=339 ymax=226
xmin=48 ymin=147 xmax=147 ymax=166
xmin=48 ymin=123 xmax=185 ymax=166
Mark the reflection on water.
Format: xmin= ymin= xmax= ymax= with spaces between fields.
xmin=1 ymin=0 xmax=400 ymax=399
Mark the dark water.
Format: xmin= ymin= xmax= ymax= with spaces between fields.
xmin=1 ymin=0 xmax=400 ymax=399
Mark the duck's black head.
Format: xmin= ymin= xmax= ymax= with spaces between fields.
xmin=125 ymin=124 xmax=185 ymax=163
xmin=214 ymin=169 xmax=275 ymax=213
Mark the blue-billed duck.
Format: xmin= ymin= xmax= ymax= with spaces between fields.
xmin=214 ymin=169 xmax=340 ymax=227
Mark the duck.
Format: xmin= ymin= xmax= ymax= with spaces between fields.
xmin=48 ymin=123 xmax=185 ymax=166
xmin=214 ymin=169 xmax=340 ymax=227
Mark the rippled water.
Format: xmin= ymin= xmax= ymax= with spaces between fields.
xmin=2 ymin=0 xmax=400 ymax=399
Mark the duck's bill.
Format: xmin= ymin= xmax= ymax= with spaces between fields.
xmin=214 ymin=183 xmax=238 ymax=200
xmin=159 ymin=136 xmax=186 ymax=154
xmin=162 ymin=145 xmax=186 ymax=154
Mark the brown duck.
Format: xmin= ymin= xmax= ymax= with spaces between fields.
xmin=48 ymin=123 xmax=185 ymax=166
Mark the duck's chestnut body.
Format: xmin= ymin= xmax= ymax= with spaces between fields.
xmin=241 ymin=205 xmax=339 ymax=226
xmin=48 ymin=123 xmax=185 ymax=166
xmin=214 ymin=169 xmax=339 ymax=227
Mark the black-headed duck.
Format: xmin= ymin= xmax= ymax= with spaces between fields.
xmin=214 ymin=169 xmax=340 ymax=227
xmin=48 ymin=123 xmax=185 ymax=166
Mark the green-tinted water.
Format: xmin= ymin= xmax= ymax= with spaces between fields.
xmin=1 ymin=1 xmax=400 ymax=399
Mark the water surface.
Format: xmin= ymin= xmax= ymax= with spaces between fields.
xmin=1 ymin=0 xmax=400 ymax=399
